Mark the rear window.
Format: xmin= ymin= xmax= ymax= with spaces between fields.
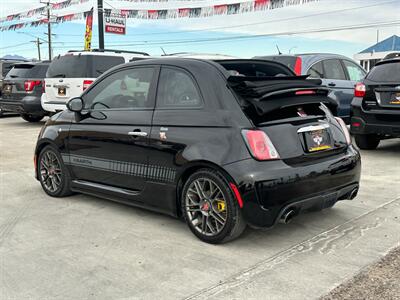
xmin=5 ymin=64 xmax=48 ymax=79
xmin=47 ymin=54 xmax=125 ymax=78
xmin=367 ymin=62 xmax=400 ymax=83
xmin=218 ymin=60 xmax=294 ymax=77
xmin=258 ymin=56 xmax=298 ymax=71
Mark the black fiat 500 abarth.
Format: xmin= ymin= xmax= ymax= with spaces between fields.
xmin=35 ymin=58 xmax=361 ymax=243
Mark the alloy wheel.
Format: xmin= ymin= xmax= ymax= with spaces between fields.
xmin=40 ymin=150 xmax=63 ymax=193
xmin=184 ymin=178 xmax=228 ymax=236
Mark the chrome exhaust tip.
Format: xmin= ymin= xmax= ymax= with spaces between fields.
xmin=348 ymin=188 xmax=359 ymax=200
xmin=279 ymin=209 xmax=296 ymax=224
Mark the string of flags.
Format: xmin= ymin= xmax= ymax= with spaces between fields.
xmin=0 ymin=11 xmax=92 ymax=32
xmin=0 ymin=0 xmax=90 ymax=23
xmin=0 ymin=0 xmax=319 ymax=31
xmin=105 ymin=0 xmax=320 ymax=19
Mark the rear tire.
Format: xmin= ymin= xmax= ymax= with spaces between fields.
xmin=181 ymin=169 xmax=246 ymax=244
xmin=21 ymin=114 xmax=44 ymax=122
xmin=38 ymin=145 xmax=72 ymax=197
xmin=354 ymin=134 xmax=380 ymax=150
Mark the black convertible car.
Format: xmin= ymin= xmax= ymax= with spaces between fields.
xmin=35 ymin=58 xmax=361 ymax=243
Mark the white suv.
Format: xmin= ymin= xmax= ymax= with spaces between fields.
xmin=41 ymin=49 xmax=149 ymax=113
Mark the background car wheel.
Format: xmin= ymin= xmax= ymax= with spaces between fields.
xmin=38 ymin=145 xmax=72 ymax=197
xmin=21 ymin=114 xmax=44 ymax=122
xmin=354 ymin=134 xmax=380 ymax=150
xmin=181 ymin=169 xmax=246 ymax=244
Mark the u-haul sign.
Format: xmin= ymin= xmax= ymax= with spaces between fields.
xmin=105 ymin=14 xmax=126 ymax=35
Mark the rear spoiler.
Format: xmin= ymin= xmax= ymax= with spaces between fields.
xmin=227 ymin=75 xmax=337 ymax=116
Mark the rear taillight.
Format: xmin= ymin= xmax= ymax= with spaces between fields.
xmin=354 ymin=82 xmax=366 ymax=98
xmin=242 ymin=130 xmax=280 ymax=161
xmin=42 ymin=80 xmax=45 ymax=93
xmin=24 ymin=80 xmax=41 ymax=92
xmin=83 ymin=80 xmax=93 ymax=91
xmin=335 ymin=117 xmax=351 ymax=145
xmin=294 ymin=57 xmax=302 ymax=75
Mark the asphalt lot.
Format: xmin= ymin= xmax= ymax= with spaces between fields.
xmin=0 ymin=116 xmax=399 ymax=300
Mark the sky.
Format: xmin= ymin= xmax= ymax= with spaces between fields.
xmin=0 ymin=0 xmax=399 ymax=60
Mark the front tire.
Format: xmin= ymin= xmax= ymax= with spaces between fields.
xmin=21 ymin=114 xmax=44 ymax=122
xmin=181 ymin=169 xmax=246 ymax=244
xmin=354 ymin=134 xmax=380 ymax=150
xmin=38 ymin=145 xmax=72 ymax=197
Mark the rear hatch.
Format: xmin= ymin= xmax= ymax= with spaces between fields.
xmin=228 ymin=75 xmax=349 ymax=163
xmin=2 ymin=63 xmax=48 ymax=101
xmin=362 ymin=60 xmax=400 ymax=111
xmin=44 ymin=54 xmax=125 ymax=103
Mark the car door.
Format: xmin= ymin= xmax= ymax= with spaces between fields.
xmin=67 ymin=66 xmax=158 ymax=194
xmin=147 ymin=66 xmax=205 ymax=211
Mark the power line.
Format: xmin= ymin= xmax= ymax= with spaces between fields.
xmin=0 ymin=42 xmax=30 ymax=50
xmin=50 ymin=20 xmax=400 ymax=49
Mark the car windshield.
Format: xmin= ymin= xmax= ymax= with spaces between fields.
xmin=367 ymin=62 xmax=400 ymax=83
xmin=5 ymin=64 xmax=48 ymax=79
xmin=47 ymin=54 xmax=125 ymax=78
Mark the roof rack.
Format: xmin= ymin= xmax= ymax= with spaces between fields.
xmin=67 ymin=49 xmax=150 ymax=56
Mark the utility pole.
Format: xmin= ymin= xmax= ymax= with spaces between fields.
xmin=97 ymin=0 xmax=104 ymax=50
xmin=46 ymin=2 xmax=52 ymax=60
xmin=31 ymin=38 xmax=43 ymax=60
xmin=40 ymin=1 xmax=53 ymax=60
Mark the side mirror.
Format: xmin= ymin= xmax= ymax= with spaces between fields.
xmin=67 ymin=97 xmax=84 ymax=112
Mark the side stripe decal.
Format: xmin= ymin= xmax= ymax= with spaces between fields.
xmin=61 ymin=154 xmax=176 ymax=183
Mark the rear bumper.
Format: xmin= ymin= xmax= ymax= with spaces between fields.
xmin=0 ymin=96 xmax=46 ymax=115
xmin=350 ymin=105 xmax=400 ymax=137
xmin=41 ymin=94 xmax=68 ymax=112
xmin=223 ymin=146 xmax=361 ymax=228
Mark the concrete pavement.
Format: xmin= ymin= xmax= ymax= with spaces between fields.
xmin=0 ymin=116 xmax=399 ymax=300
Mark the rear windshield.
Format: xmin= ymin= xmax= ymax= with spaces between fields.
xmin=47 ymin=54 xmax=125 ymax=78
xmin=256 ymin=56 xmax=298 ymax=71
xmin=217 ymin=60 xmax=294 ymax=77
xmin=367 ymin=62 xmax=400 ymax=83
xmin=5 ymin=64 xmax=48 ymax=79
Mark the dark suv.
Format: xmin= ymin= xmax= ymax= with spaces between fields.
xmin=351 ymin=58 xmax=400 ymax=149
xmin=34 ymin=58 xmax=361 ymax=243
xmin=0 ymin=61 xmax=49 ymax=122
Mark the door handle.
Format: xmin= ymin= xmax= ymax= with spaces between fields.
xmin=328 ymin=82 xmax=336 ymax=87
xmin=128 ymin=131 xmax=148 ymax=137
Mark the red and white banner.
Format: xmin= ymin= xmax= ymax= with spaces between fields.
xmin=105 ymin=14 xmax=127 ymax=35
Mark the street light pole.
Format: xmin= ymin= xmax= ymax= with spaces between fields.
xmin=97 ymin=0 xmax=104 ymax=50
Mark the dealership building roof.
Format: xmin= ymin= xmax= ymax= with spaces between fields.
xmin=354 ymin=35 xmax=400 ymax=71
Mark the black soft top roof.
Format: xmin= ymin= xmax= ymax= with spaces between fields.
xmin=228 ymin=75 xmax=337 ymax=116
